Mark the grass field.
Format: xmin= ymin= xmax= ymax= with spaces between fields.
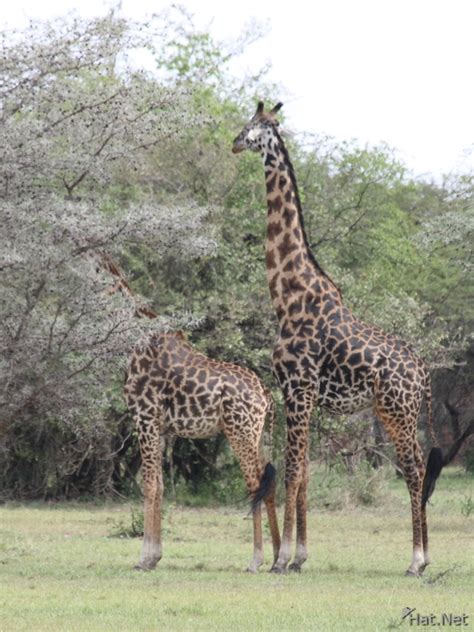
xmin=0 ymin=468 xmax=472 ymax=631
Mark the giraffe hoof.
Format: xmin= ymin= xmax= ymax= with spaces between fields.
xmin=288 ymin=562 xmax=302 ymax=573
xmin=246 ymin=565 xmax=260 ymax=573
xmin=269 ymin=565 xmax=287 ymax=574
xmin=134 ymin=559 xmax=159 ymax=571
xmin=405 ymin=568 xmax=421 ymax=578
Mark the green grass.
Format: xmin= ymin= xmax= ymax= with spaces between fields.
xmin=0 ymin=468 xmax=472 ymax=631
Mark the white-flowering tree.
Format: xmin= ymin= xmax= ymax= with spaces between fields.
xmin=0 ymin=13 xmax=215 ymax=496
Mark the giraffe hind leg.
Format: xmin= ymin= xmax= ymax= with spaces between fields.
xmin=401 ymin=439 xmax=427 ymax=577
xmin=378 ymin=410 xmax=427 ymax=576
xmin=415 ymin=441 xmax=430 ymax=571
xmin=252 ymin=462 xmax=281 ymax=566
xmin=223 ymin=420 xmax=268 ymax=572
xmin=419 ymin=442 xmax=448 ymax=571
xmin=264 ymin=488 xmax=281 ymax=565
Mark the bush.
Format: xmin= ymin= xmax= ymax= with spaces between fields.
xmin=308 ymin=460 xmax=390 ymax=510
xmin=464 ymin=445 xmax=474 ymax=475
xmin=108 ymin=506 xmax=145 ymax=538
xmin=172 ymin=461 xmax=248 ymax=508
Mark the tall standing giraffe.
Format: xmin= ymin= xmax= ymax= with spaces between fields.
xmin=232 ymin=101 xmax=444 ymax=576
xmin=96 ymin=251 xmax=281 ymax=572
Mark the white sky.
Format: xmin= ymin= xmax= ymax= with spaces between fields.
xmin=2 ymin=0 xmax=474 ymax=179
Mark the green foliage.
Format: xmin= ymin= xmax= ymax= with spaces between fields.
xmin=108 ymin=506 xmax=145 ymax=538
xmin=1 ymin=8 xmax=472 ymax=501
xmin=0 ymin=12 xmax=213 ymax=499
xmin=308 ymin=462 xmax=389 ymax=510
xmin=173 ymin=467 xmax=247 ymax=508
xmin=464 ymin=445 xmax=474 ymax=474
xmin=460 ymin=494 xmax=474 ymax=518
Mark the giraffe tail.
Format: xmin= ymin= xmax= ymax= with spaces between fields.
xmin=424 ymin=372 xmax=438 ymax=448
xmin=422 ymin=373 xmax=444 ymax=508
xmin=251 ymin=462 xmax=277 ymax=513
xmin=264 ymin=386 xmax=276 ymax=459
xmin=250 ymin=387 xmax=277 ymax=513
xmin=422 ymin=447 xmax=444 ymax=508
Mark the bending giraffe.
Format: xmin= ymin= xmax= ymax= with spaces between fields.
xmin=124 ymin=331 xmax=280 ymax=572
xmin=232 ymin=101 xmax=444 ymax=577
xmin=97 ymin=251 xmax=281 ymax=571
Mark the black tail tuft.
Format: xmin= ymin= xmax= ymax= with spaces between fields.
xmin=422 ymin=447 xmax=444 ymax=508
xmin=251 ymin=463 xmax=276 ymax=513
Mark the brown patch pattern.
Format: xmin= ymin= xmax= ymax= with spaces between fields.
xmin=124 ymin=332 xmax=280 ymax=572
xmin=232 ymin=102 xmax=439 ymax=577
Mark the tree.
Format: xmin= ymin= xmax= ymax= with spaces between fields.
xmin=0 ymin=13 xmax=214 ymax=497
xmin=1 ymin=9 xmax=471 ymax=499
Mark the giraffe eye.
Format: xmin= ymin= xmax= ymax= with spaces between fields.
xmin=247 ymin=128 xmax=260 ymax=142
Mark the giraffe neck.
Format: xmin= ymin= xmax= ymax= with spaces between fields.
xmin=261 ymin=131 xmax=341 ymax=321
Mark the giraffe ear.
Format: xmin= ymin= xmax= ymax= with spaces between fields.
xmin=271 ymin=102 xmax=283 ymax=114
xmin=279 ymin=125 xmax=294 ymax=140
xmin=256 ymin=101 xmax=264 ymax=115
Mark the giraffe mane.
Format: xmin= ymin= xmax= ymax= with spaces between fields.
xmin=273 ymin=127 xmax=342 ymax=298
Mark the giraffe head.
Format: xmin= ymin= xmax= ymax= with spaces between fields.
xmin=232 ymin=101 xmax=283 ymax=154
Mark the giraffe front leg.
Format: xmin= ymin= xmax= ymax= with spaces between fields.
xmin=271 ymin=406 xmax=311 ymax=574
xmin=134 ymin=415 xmax=163 ymax=571
xmin=288 ymin=456 xmax=309 ymax=572
xmin=223 ymin=427 xmax=266 ymax=572
xmin=270 ymin=483 xmax=297 ymax=574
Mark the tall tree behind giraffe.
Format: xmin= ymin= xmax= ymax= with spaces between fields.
xmin=232 ymin=101 xmax=455 ymax=577
xmin=0 ymin=14 xmax=214 ymax=498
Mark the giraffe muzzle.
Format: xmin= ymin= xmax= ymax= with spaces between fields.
xmin=232 ymin=139 xmax=246 ymax=153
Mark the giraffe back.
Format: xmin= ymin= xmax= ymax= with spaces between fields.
xmin=124 ymin=332 xmax=272 ymax=440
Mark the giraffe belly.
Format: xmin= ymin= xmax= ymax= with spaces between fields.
xmin=310 ymin=350 xmax=376 ymax=414
xmin=164 ymin=410 xmax=222 ymax=439
xmin=317 ymin=381 xmax=374 ymax=415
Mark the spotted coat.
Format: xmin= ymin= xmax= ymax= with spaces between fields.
xmin=232 ymin=101 xmax=438 ymax=577
xmin=124 ymin=331 xmax=280 ymax=572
